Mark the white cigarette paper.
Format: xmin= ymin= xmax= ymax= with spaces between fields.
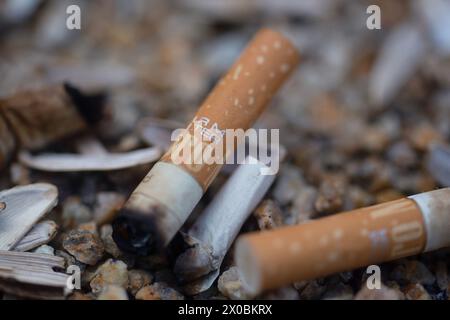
xmin=174 ymin=156 xmax=276 ymax=294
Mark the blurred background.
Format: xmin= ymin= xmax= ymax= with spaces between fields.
xmin=1 ymin=0 xmax=450 ymax=300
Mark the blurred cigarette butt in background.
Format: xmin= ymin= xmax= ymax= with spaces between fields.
xmin=235 ymin=188 xmax=450 ymax=294
xmin=0 ymin=83 xmax=106 ymax=169
xmin=112 ymin=28 xmax=300 ymax=255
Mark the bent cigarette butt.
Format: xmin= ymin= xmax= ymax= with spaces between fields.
xmin=174 ymin=156 xmax=276 ymax=294
xmin=235 ymin=188 xmax=450 ymax=294
xmin=0 ymin=84 xmax=106 ymax=170
xmin=0 ymin=83 xmax=105 ymax=151
xmin=0 ymin=183 xmax=58 ymax=251
xmin=113 ymin=28 xmax=300 ymax=255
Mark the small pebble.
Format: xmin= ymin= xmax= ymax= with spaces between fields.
xmin=322 ymin=283 xmax=354 ymax=300
xmin=361 ymin=127 xmax=390 ymax=153
xmin=97 ymin=285 xmax=129 ymax=300
xmin=100 ymin=224 xmax=123 ymax=258
xmin=217 ymin=267 xmax=253 ymax=300
xmin=299 ymin=279 xmax=327 ymax=300
xmin=343 ymin=186 xmax=373 ymax=211
xmin=32 ymin=245 xmax=55 ymax=255
xmin=354 ymin=283 xmax=404 ymax=300
xmin=253 ymin=200 xmax=283 ymax=230
xmin=55 ymin=249 xmax=85 ymax=270
xmin=68 ymin=292 xmax=94 ymax=300
xmin=273 ymin=165 xmax=305 ymax=206
xmin=435 ymin=261 xmax=448 ymax=291
xmin=128 ymin=269 xmax=154 ymax=296
xmin=387 ymin=141 xmax=417 ymax=168
xmin=291 ymin=186 xmax=317 ymax=223
xmin=408 ymin=124 xmax=443 ymax=151
xmin=90 ymin=259 xmax=129 ymax=294
xmin=78 ymin=221 xmax=98 ymax=235
xmin=135 ymin=282 xmax=184 ymax=300
xmin=62 ymin=197 xmax=92 ymax=228
xmin=390 ymin=260 xmax=436 ymax=286
xmin=262 ymin=286 xmax=299 ymax=300
xmin=314 ymin=175 xmax=346 ymax=216
xmin=62 ymin=229 xmax=105 ymax=265
xmin=404 ymin=283 xmax=432 ymax=300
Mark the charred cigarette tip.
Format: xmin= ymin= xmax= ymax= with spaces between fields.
xmin=112 ymin=208 xmax=163 ymax=256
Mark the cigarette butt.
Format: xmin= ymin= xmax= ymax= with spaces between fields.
xmin=235 ymin=188 xmax=450 ymax=294
xmin=0 ymin=83 xmax=106 ymax=167
xmin=112 ymin=28 xmax=300 ymax=255
xmin=174 ymin=156 xmax=276 ymax=292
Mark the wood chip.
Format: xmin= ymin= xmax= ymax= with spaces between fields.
xmin=18 ymin=147 xmax=162 ymax=172
xmin=0 ymin=250 xmax=69 ymax=299
xmin=0 ymin=183 xmax=58 ymax=251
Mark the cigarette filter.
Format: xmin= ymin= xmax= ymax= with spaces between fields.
xmin=235 ymin=188 xmax=450 ymax=294
xmin=112 ymin=29 xmax=300 ymax=254
xmin=0 ymin=84 xmax=106 ymax=169
xmin=174 ymin=156 xmax=276 ymax=293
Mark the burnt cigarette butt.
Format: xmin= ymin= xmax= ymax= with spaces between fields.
xmin=0 ymin=83 xmax=106 ymax=154
xmin=235 ymin=188 xmax=450 ymax=294
xmin=112 ymin=29 xmax=300 ymax=255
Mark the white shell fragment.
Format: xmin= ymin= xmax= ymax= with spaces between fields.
xmin=13 ymin=220 xmax=58 ymax=252
xmin=0 ymin=251 xmax=69 ymax=299
xmin=18 ymin=147 xmax=162 ymax=172
xmin=369 ymin=23 xmax=427 ymax=107
xmin=0 ymin=183 xmax=58 ymax=251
